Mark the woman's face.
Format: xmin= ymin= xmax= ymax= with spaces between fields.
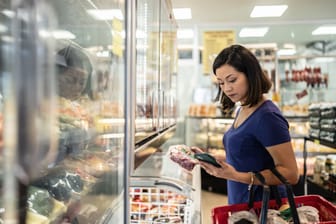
xmin=215 ymin=64 xmax=249 ymax=103
xmin=58 ymin=67 xmax=88 ymax=100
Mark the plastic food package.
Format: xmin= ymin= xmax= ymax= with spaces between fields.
xmin=228 ymin=210 xmax=258 ymax=224
xmin=168 ymin=145 xmax=198 ymax=171
xmin=267 ymin=209 xmax=287 ymax=224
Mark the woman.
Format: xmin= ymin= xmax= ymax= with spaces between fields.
xmin=56 ymin=40 xmax=93 ymax=101
xmin=197 ymin=44 xmax=299 ymax=205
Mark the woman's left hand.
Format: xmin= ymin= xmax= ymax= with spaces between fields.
xmin=199 ymin=159 xmax=237 ymax=180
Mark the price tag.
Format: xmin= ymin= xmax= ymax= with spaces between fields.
xmin=313 ymin=139 xmax=320 ymax=145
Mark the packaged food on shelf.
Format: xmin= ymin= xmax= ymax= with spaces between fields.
xmin=187 ymin=104 xmax=218 ymax=117
xmin=26 ymin=186 xmax=67 ymax=223
xmin=129 ymin=187 xmax=191 ymax=224
xmin=32 ymin=168 xmax=84 ymax=203
xmin=313 ymin=155 xmax=327 ymax=184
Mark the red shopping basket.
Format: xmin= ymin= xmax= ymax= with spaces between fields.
xmin=212 ymin=195 xmax=336 ymax=224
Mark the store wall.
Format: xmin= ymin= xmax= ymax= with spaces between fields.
xmin=176 ymin=58 xmax=213 ymax=117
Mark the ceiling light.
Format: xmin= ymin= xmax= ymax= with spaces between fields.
xmin=313 ymin=57 xmax=335 ymax=63
xmin=312 ymin=25 xmax=336 ymax=35
xmin=277 ymin=49 xmax=296 ymax=56
xmin=39 ymin=30 xmax=76 ymax=39
xmin=173 ymin=8 xmax=192 ymax=20
xmin=0 ymin=24 xmax=7 ymax=33
xmin=1 ymin=9 xmax=14 ymax=18
xmin=87 ymin=9 xmax=123 ymax=20
xmin=177 ymin=29 xmax=194 ymax=39
xmin=239 ymin=27 xmax=269 ymax=37
xmin=244 ymin=43 xmax=277 ymax=49
xmin=250 ymin=5 xmax=288 ymax=18
xmin=283 ymin=43 xmax=296 ymax=49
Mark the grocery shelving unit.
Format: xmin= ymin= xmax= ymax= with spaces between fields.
xmin=303 ymin=136 xmax=336 ymax=201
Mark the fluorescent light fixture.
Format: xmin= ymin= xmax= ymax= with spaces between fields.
xmin=39 ymin=30 xmax=76 ymax=39
xmin=87 ymin=9 xmax=123 ymax=20
xmin=250 ymin=5 xmax=288 ymax=18
xmin=313 ymin=57 xmax=335 ymax=63
xmin=0 ymin=24 xmax=7 ymax=33
xmin=52 ymin=30 xmax=76 ymax=39
xmin=1 ymin=10 xmax=14 ymax=18
xmin=277 ymin=49 xmax=296 ymax=56
xmin=177 ymin=29 xmax=194 ymax=39
xmin=244 ymin=43 xmax=277 ymax=49
xmin=173 ymin=8 xmax=192 ymax=20
xmin=136 ymin=30 xmax=147 ymax=39
xmin=283 ymin=43 xmax=296 ymax=49
xmin=239 ymin=27 xmax=269 ymax=37
xmin=96 ymin=50 xmax=110 ymax=58
xmin=312 ymin=25 xmax=336 ymax=35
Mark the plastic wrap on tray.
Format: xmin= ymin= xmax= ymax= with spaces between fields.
xmin=228 ymin=211 xmax=258 ymax=224
xmin=168 ymin=145 xmax=198 ymax=171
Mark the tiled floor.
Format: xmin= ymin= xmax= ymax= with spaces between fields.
xmin=201 ymin=190 xmax=228 ymax=224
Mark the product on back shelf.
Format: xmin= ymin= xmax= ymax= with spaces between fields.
xmin=26 ymin=186 xmax=67 ymax=223
xmin=32 ymin=168 xmax=84 ymax=202
xmin=27 ymin=186 xmax=54 ymax=217
xmin=63 ymin=153 xmax=111 ymax=177
xmin=26 ymin=211 xmax=49 ymax=224
xmin=153 ymin=216 xmax=182 ymax=223
xmin=168 ymin=145 xmax=198 ymax=171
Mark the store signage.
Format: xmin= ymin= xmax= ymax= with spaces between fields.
xmin=202 ymin=31 xmax=235 ymax=75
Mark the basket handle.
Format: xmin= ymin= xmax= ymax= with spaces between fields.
xmin=247 ymin=172 xmax=270 ymax=224
xmin=254 ymin=172 xmax=270 ymax=224
xmin=270 ymin=168 xmax=300 ymax=224
xmin=248 ymin=170 xmax=300 ymax=224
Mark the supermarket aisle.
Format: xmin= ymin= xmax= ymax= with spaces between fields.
xmin=201 ymin=190 xmax=228 ymax=224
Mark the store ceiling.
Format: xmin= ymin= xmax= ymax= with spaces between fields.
xmin=171 ymin=0 xmax=336 ymax=50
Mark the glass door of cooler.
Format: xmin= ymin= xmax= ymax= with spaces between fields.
xmin=0 ymin=0 xmax=127 ymax=223
xmin=159 ymin=1 xmax=178 ymax=130
xmin=135 ymin=0 xmax=161 ymax=144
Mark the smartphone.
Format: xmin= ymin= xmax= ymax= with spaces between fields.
xmin=194 ymin=153 xmax=221 ymax=167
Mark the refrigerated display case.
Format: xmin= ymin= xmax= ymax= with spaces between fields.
xmin=130 ymin=148 xmax=201 ymax=224
xmin=0 ymin=0 xmax=185 ymax=223
xmin=135 ymin=0 xmax=177 ymax=146
xmin=1 ymin=0 xmax=128 ymax=223
xmin=299 ymin=103 xmax=336 ymax=201
xmin=303 ymin=137 xmax=336 ymax=201
xmin=185 ymin=116 xmax=234 ymax=151
xmin=129 ymin=1 xmax=201 ymax=223
xmin=185 ymin=116 xmax=233 ymax=195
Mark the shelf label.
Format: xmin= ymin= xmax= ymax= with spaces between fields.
xmin=313 ymin=139 xmax=320 ymax=145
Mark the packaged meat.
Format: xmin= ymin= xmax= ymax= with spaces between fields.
xmin=168 ymin=145 xmax=198 ymax=171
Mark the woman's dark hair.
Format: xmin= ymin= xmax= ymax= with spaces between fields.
xmin=56 ymin=40 xmax=94 ymax=99
xmin=212 ymin=44 xmax=272 ymax=110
